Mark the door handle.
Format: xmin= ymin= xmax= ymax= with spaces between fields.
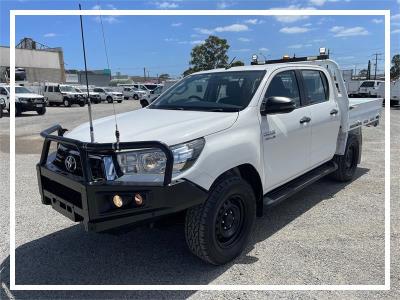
xmin=299 ymin=116 xmax=311 ymax=124
xmin=330 ymin=109 xmax=338 ymax=115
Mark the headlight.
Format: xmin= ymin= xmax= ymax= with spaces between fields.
xmin=117 ymin=149 xmax=167 ymax=175
xmin=170 ymin=138 xmax=205 ymax=172
xmin=116 ymin=138 xmax=205 ymax=177
xmin=18 ymin=97 xmax=28 ymax=103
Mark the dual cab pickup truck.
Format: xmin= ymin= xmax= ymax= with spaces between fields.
xmin=37 ymin=53 xmax=382 ymax=265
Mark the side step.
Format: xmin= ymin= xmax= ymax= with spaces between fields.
xmin=263 ymin=161 xmax=338 ymax=207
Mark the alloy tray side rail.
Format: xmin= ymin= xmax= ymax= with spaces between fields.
xmin=39 ymin=124 xmax=174 ymax=186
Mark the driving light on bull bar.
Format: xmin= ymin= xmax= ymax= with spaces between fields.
xmin=134 ymin=193 xmax=143 ymax=205
xmin=112 ymin=194 xmax=123 ymax=208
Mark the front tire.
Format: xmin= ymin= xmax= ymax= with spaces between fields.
xmin=37 ymin=107 xmax=46 ymax=115
xmin=117 ymin=100 xmax=122 ymax=103
xmin=330 ymin=134 xmax=359 ymax=182
xmin=133 ymin=94 xmax=139 ymax=100
xmin=79 ymin=101 xmax=85 ymax=107
xmin=106 ymin=96 xmax=113 ymax=103
xmin=185 ymin=176 xmax=256 ymax=265
xmin=15 ymin=104 xmax=22 ymax=116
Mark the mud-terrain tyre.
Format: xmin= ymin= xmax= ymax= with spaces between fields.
xmin=185 ymin=176 xmax=256 ymax=265
xmin=330 ymin=134 xmax=359 ymax=182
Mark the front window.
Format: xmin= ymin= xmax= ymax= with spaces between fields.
xmin=144 ymin=84 xmax=158 ymax=90
xmin=150 ymin=70 xmax=265 ymax=112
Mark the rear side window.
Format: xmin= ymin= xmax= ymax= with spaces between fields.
xmin=48 ymin=86 xmax=54 ymax=92
xmin=301 ymin=70 xmax=329 ymax=104
xmin=265 ymin=70 xmax=301 ymax=107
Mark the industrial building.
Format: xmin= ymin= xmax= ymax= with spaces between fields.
xmin=0 ymin=38 xmax=66 ymax=83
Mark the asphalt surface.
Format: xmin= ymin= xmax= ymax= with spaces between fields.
xmin=0 ymin=102 xmax=399 ymax=299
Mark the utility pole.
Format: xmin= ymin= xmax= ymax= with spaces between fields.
xmin=143 ymin=67 xmax=146 ymax=80
xmin=372 ymin=53 xmax=383 ymax=80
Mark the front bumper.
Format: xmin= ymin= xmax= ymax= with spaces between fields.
xmin=36 ymin=125 xmax=207 ymax=232
xmin=19 ymin=100 xmax=46 ymax=112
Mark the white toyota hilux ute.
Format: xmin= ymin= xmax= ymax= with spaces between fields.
xmin=37 ymin=53 xmax=382 ymax=265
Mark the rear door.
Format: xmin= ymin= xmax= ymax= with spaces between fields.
xmin=261 ymin=69 xmax=312 ymax=190
xmin=300 ymin=69 xmax=340 ymax=168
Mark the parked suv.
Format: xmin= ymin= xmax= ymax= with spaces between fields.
xmin=74 ymin=86 xmax=101 ymax=104
xmin=0 ymin=85 xmax=46 ymax=116
xmin=122 ymin=87 xmax=147 ymax=100
xmin=44 ymin=83 xmax=86 ymax=107
xmin=93 ymin=87 xmax=123 ymax=103
xmin=37 ymin=52 xmax=382 ymax=265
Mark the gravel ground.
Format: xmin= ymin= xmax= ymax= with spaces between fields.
xmin=0 ymin=102 xmax=399 ymax=299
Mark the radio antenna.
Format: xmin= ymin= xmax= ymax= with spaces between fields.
xmin=97 ymin=1 xmax=120 ymax=145
xmin=78 ymin=4 xmax=95 ymax=143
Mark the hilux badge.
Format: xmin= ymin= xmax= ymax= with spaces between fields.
xmin=65 ymin=155 xmax=77 ymax=172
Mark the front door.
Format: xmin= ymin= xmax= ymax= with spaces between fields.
xmin=261 ymin=69 xmax=312 ymax=191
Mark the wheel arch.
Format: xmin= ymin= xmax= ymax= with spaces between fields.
xmin=209 ymin=163 xmax=264 ymax=217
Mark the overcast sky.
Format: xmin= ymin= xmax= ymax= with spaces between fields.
xmin=0 ymin=0 xmax=399 ymax=77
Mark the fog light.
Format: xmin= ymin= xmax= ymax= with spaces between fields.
xmin=112 ymin=195 xmax=123 ymax=208
xmin=134 ymin=193 xmax=143 ymax=206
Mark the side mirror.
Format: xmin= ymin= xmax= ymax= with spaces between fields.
xmin=140 ymin=99 xmax=149 ymax=108
xmin=260 ymin=96 xmax=296 ymax=115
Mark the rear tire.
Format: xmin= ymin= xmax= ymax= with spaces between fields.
xmin=63 ymin=98 xmax=71 ymax=107
xmin=117 ymin=100 xmax=122 ymax=103
xmin=330 ymin=134 xmax=359 ymax=182
xmin=185 ymin=176 xmax=256 ymax=265
xmin=79 ymin=101 xmax=85 ymax=107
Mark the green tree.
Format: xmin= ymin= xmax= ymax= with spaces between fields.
xmin=230 ymin=60 xmax=245 ymax=67
xmin=183 ymin=35 xmax=230 ymax=76
xmin=390 ymin=54 xmax=400 ymax=80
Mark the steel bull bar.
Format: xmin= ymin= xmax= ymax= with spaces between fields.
xmin=36 ymin=124 xmax=206 ymax=232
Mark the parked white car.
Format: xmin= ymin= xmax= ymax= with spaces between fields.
xmin=0 ymin=85 xmax=46 ymax=116
xmin=122 ymin=87 xmax=147 ymax=100
xmin=37 ymin=51 xmax=382 ymax=265
xmin=92 ymin=87 xmax=123 ymax=103
xmin=44 ymin=83 xmax=86 ymax=107
xmin=358 ymin=80 xmax=384 ymax=97
xmin=74 ymin=86 xmax=101 ymax=104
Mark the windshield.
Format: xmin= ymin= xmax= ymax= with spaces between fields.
xmin=360 ymin=81 xmax=375 ymax=87
xmin=74 ymin=88 xmax=82 ymax=92
xmin=144 ymin=84 xmax=158 ymax=90
xmin=60 ymin=86 xmax=76 ymax=92
xmin=6 ymin=86 xmax=32 ymax=93
xmin=104 ymin=88 xmax=113 ymax=92
xmin=150 ymin=70 xmax=265 ymax=112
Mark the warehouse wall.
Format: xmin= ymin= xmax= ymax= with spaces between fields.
xmin=0 ymin=46 xmax=65 ymax=83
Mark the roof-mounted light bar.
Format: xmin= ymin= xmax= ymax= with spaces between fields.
xmin=250 ymin=48 xmax=329 ymax=65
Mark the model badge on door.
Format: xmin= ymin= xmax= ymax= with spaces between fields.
xmin=263 ymin=130 xmax=276 ymax=140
